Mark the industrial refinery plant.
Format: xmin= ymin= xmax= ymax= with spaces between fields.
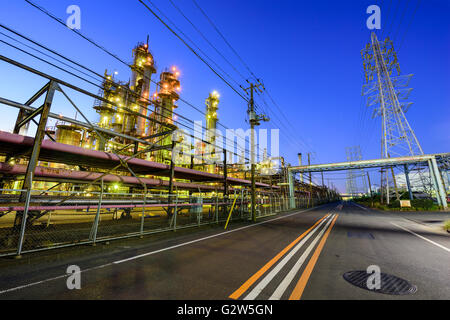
xmin=1 ymin=0 xmax=450 ymax=305
xmin=0 ymin=39 xmax=337 ymax=257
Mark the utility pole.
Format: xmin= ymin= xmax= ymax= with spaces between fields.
xmin=298 ymin=153 xmax=303 ymax=183
xmin=308 ymin=153 xmax=312 ymax=208
xmin=243 ymin=80 xmax=269 ymax=222
xmin=223 ymin=149 xmax=228 ymax=215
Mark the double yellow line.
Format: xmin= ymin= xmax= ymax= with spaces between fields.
xmin=229 ymin=213 xmax=339 ymax=300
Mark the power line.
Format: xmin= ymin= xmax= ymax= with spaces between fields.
xmin=396 ymin=0 xmax=422 ymax=54
xmin=167 ymin=0 xmax=248 ymax=82
xmin=24 ymin=0 xmax=130 ymax=66
xmin=188 ymin=0 xmax=312 ymax=158
xmin=147 ymin=0 xmax=244 ymax=89
xmin=0 ymin=33 xmax=249 ymax=160
xmin=254 ymin=92 xmax=308 ymax=154
xmin=23 ymin=0 xmax=268 ymax=158
xmin=263 ymin=88 xmax=317 ymax=153
xmin=137 ymin=0 xmax=271 ymax=158
xmin=144 ymin=0 xmax=308 ymax=161
xmin=385 ymin=0 xmax=401 ymax=37
xmin=138 ymin=0 xmax=248 ymax=101
xmin=392 ymin=0 xmax=411 ymax=44
xmin=190 ymin=0 xmax=258 ymax=81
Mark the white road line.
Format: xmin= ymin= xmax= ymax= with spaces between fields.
xmin=391 ymin=222 xmax=450 ymax=253
xmin=0 ymin=262 xmax=113 ymax=295
xmin=351 ymin=202 xmax=368 ymax=211
xmin=113 ymin=206 xmax=330 ymax=264
xmin=0 ymin=205 xmax=331 ymax=295
xmin=269 ymin=215 xmax=335 ymax=300
xmin=243 ymin=214 xmax=333 ymax=300
xmin=0 ymin=274 xmax=67 ymax=295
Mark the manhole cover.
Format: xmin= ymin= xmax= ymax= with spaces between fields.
xmin=343 ymin=271 xmax=417 ymax=295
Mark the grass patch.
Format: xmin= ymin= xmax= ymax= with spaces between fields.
xmin=444 ymin=220 xmax=450 ymax=233
xmin=354 ymin=196 xmax=440 ymax=211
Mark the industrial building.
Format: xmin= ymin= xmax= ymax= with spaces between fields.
xmin=0 ymin=40 xmax=336 ymax=257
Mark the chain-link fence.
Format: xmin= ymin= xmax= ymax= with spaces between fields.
xmin=0 ymin=188 xmax=328 ymax=257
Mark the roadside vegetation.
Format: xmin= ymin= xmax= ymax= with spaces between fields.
xmin=444 ymin=220 xmax=450 ymax=233
xmin=354 ymin=194 xmax=440 ymax=211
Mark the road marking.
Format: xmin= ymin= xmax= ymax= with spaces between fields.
xmin=113 ymin=205 xmax=329 ymax=264
xmin=269 ymin=215 xmax=335 ymax=300
xmin=289 ymin=214 xmax=339 ymax=300
xmin=351 ymin=202 xmax=368 ymax=211
xmin=0 ymin=263 xmax=111 ymax=295
xmin=243 ymin=214 xmax=333 ymax=300
xmin=0 ymin=204 xmax=331 ymax=295
xmin=229 ymin=213 xmax=330 ymax=300
xmin=391 ymin=222 xmax=450 ymax=253
xmin=0 ymin=274 xmax=67 ymax=295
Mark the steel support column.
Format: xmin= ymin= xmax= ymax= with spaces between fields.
xmin=404 ymin=165 xmax=414 ymax=200
xmin=15 ymin=81 xmax=56 ymax=256
xmin=430 ymin=157 xmax=448 ymax=209
xmin=288 ymin=170 xmax=295 ymax=209
xmin=428 ymin=160 xmax=443 ymax=207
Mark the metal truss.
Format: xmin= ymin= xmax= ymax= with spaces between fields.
xmin=361 ymin=33 xmax=429 ymax=203
xmin=346 ymin=146 xmax=368 ymax=197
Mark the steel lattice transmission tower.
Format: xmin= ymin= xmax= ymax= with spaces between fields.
xmin=346 ymin=146 xmax=368 ymax=197
xmin=346 ymin=148 xmax=358 ymax=197
xmin=361 ymin=32 xmax=425 ymax=201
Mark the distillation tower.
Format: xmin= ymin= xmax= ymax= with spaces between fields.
xmin=149 ymin=67 xmax=181 ymax=164
xmin=92 ymin=42 xmax=156 ymax=151
xmin=130 ymin=42 xmax=156 ymax=137
xmin=205 ymin=91 xmax=220 ymax=173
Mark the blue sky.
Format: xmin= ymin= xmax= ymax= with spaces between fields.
xmin=0 ymin=0 xmax=448 ymax=191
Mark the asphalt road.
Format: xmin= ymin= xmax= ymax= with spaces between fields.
xmin=0 ymin=202 xmax=449 ymax=300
